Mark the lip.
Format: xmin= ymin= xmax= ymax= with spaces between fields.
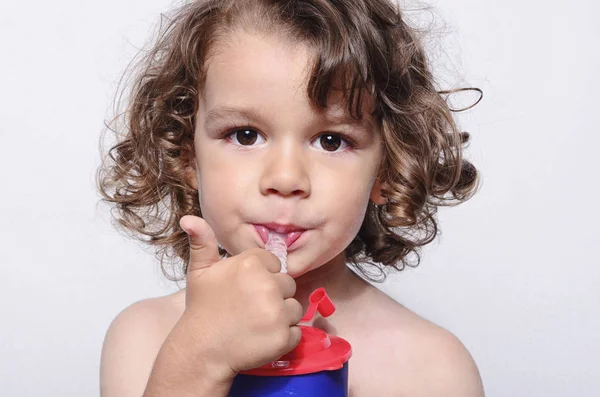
xmin=253 ymin=224 xmax=307 ymax=250
xmin=259 ymin=223 xmax=306 ymax=234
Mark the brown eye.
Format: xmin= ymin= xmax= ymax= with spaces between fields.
xmin=318 ymin=134 xmax=343 ymax=152
xmin=230 ymin=129 xmax=262 ymax=146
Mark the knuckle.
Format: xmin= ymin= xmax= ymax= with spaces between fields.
xmin=240 ymin=256 xmax=260 ymax=272
xmin=290 ymin=326 xmax=302 ymax=346
xmin=285 ymin=275 xmax=297 ymax=296
xmin=260 ymin=303 xmax=281 ymax=325
xmin=258 ymin=314 xmax=277 ymax=334
xmin=286 ymin=299 xmax=304 ymax=322
xmin=293 ymin=300 xmax=304 ymax=319
xmin=261 ymin=281 xmax=279 ymax=296
xmin=244 ymin=247 xmax=264 ymax=260
xmin=273 ymin=328 xmax=290 ymax=350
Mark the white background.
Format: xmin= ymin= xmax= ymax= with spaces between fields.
xmin=1 ymin=0 xmax=598 ymax=395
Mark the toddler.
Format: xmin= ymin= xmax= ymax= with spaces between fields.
xmin=97 ymin=0 xmax=484 ymax=395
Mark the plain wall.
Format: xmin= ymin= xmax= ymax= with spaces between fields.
xmin=1 ymin=0 xmax=598 ymax=395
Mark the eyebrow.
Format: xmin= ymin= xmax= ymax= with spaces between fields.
xmin=205 ymin=106 xmax=262 ymax=127
xmin=205 ymin=105 xmax=373 ymax=131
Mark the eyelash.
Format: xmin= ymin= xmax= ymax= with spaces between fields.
xmin=219 ymin=125 xmax=358 ymax=155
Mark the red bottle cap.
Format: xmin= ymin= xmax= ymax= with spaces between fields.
xmin=240 ymin=287 xmax=352 ymax=376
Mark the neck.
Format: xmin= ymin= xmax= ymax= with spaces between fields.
xmin=293 ymin=252 xmax=369 ymax=326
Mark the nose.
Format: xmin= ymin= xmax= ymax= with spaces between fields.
xmin=259 ymin=140 xmax=311 ymax=198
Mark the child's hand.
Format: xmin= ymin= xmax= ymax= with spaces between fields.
xmin=167 ymin=215 xmax=303 ymax=386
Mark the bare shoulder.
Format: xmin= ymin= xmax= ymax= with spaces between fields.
xmin=100 ymin=290 xmax=185 ymax=397
xmin=347 ymin=287 xmax=485 ymax=397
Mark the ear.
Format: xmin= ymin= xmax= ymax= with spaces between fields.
xmin=185 ymin=162 xmax=199 ymax=190
xmin=370 ymin=176 xmax=388 ymax=205
xmin=185 ymin=153 xmax=198 ymax=190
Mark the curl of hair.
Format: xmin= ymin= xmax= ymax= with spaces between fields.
xmin=96 ymin=0 xmax=482 ymax=283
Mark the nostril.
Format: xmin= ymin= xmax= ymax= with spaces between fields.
xmin=265 ymin=188 xmax=307 ymax=197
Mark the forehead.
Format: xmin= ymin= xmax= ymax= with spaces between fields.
xmin=203 ymin=31 xmax=310 ymax=102
xmin=200 ymin=30 xmax=374 ymax=125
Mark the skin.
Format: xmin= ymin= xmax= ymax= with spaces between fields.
xmin=100 ymin=30 xmax=485 ymax=397
xmin=187 ymin=29 xmax=386 ymax=315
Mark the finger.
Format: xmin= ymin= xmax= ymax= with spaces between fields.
xmin=284 ymin=298 xmax=305 ymax=326
xmin=263 ymin=250 xmax=285 ymax=273
xmin=287 ymin=325 xmax=302 ymax=351
xmin=244 ymin=248 xmax=282 ymax=274
xmin=272 ymin=273 xmax=296 ymax=299
xmin=179 ymin=215 xmax=221 ymax=273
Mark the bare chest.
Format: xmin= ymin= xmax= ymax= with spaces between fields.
xmin=345 ymin=337 xmax=402 ymax=397
xmin=334 ymin=314 xmax=422 ymax=397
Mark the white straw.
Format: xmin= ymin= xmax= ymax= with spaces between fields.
xmin=265 ymin=231 xmax=288 ymax=273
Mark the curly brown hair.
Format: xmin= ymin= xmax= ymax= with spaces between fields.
xmin=96 ymin=0 xmax=482 ymax=283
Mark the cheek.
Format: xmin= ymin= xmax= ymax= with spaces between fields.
xmin=326 ymin=177 xmax=374 ymax=245
xmin=340 ymin=194 xmax=370 ymax=237
xmin=195 ymin=150 xmax=238 ymax=232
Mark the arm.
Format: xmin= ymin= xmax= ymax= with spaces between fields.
xmin=414 ymin=330 xmax=485 ymax=397
xmin=99 ymin=300 xmax=232 ymax=397
xmin=100 ymin=300 xmax=163 ymax=397
xmin=142 ymin=317 xmax=234 ymax=397
xmin=101 ymin=216 xmax=301 ymax=397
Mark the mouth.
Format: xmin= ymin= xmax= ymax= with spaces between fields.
xmin=253 ymin=223 xmax=307 ymax=249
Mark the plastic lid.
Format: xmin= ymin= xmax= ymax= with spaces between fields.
xmin=239 ymin=287 xmax=352 ymax=376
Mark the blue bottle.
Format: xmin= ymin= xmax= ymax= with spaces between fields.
xmin=228 ymin=288 xmax=352 ymax=397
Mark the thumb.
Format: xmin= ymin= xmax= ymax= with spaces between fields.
xmin=180 ymin=215 xmax=221 ymax=273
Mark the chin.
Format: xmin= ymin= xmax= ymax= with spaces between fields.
xmin=286 ymin=259 xmax=322 ymax=279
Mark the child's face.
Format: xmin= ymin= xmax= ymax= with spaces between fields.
xmin=188 ymin=30 xmax=385 ymax=277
